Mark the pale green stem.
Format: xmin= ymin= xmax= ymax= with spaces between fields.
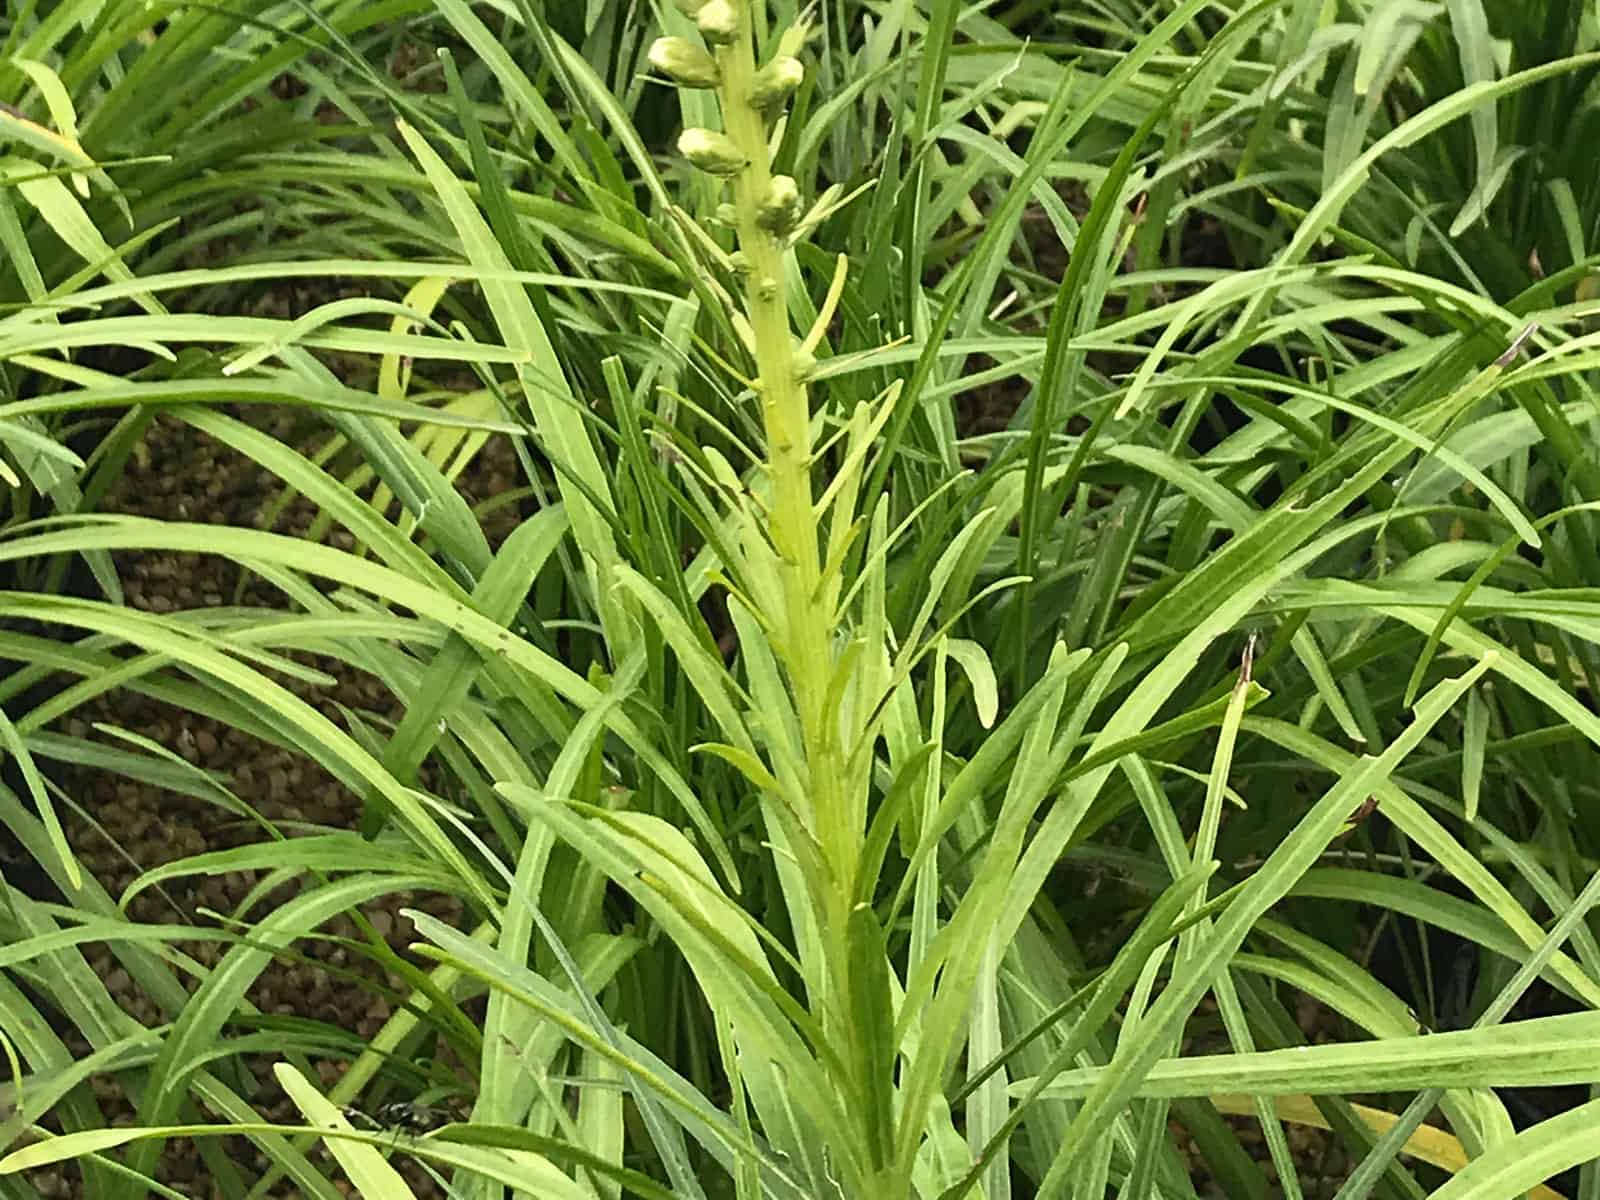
xmin=713 ymin=19 xmax=856 ymax=970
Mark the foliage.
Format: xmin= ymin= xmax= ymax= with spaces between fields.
xmin=2 ymin=2 xmax=1600 ymax=1199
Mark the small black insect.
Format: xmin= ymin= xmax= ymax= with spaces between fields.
xmin=340 ymin=1101 xmax=448 ymax=1137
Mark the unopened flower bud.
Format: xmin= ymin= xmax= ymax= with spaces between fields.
xmin=677 ymin=128 xmax=747 ymax=177
xmin=791 ymin=344 xmax=817 ymax=382
xmin=751 ymin=56 xmax=803 ymax=109
xmin=757 ymin=175 xmax=802 ymax=235
xmin=648 ymin=37 xmax=720 ymax=88
xmin=696 ymin=0 xmax=740 ymax=44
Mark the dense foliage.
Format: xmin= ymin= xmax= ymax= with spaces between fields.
xmin=4 ymin=2 xmax=1600 ymax=1198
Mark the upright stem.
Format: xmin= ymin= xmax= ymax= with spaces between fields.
xmin=664 ymin=13 xmax=895 ymax=1189
xmin=714 ymin=18 xmax=856 ymax=959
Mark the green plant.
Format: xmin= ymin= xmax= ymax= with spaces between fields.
xmin=5 ymin=4 xmax=1600 ymax=1200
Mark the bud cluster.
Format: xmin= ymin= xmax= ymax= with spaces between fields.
xmin=651 ymin=0 xmax=822 ymax=455
xmin=648 ymin=0 xmax=807 ymax=218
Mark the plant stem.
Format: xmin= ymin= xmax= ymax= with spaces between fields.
xmin=715 ymin=14 xmax=856 ymax=976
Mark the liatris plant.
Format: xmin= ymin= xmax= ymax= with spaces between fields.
xmin=8 ymin=4 xmax=1600 ymax=1200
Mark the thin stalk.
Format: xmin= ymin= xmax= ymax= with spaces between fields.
xmin=714 ymin=19 xmax=855 ymax=945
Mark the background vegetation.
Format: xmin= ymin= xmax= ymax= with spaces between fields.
xmin=3 ymin=1 xmax=1600 ymax=1198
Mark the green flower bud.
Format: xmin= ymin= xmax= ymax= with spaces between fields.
xmin=728 ymin=250 xmax=750 ymax=274
xmin=757 ymin=175 xmax=802 ymax=236
xmin=791 ymin=344 xmax=817 ymax=382
xmin=677 ymin=128 xmax=747 ymax=177
xmin=715 ymin=203 xmax=738 ymax=226
xmin=751 ymin=56 xmax=803 ymax=109
xmin=696 ymin=0 xmax=740 ymax=45
xmin=648 ymin=37 xmax=720 ymax=88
